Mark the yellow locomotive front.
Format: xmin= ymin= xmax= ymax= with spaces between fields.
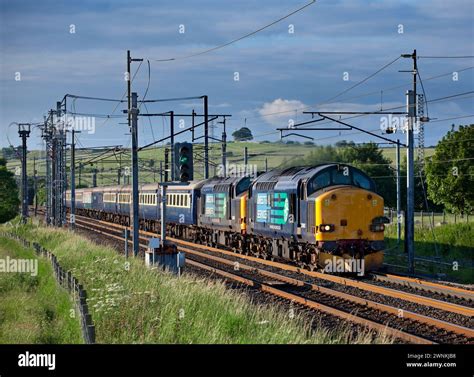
xmin=315 ymin=186 xmax=386 ymax=274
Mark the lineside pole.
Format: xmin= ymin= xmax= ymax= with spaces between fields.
xmin=130 ymin=92 xmax=140 ymax=257
xmin=203 ymin=95 xmax=209 ymax=179
xmin=170 ymin=111 xmax=174 ymax=181
xmin=70 ymin=129 xmax=76 ymax=230
xmin=396 ymin=139 xmax=401 ymax=245
xmin=18 ymin=124 xmax=31 ymax=223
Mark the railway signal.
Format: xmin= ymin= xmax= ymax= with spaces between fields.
xmin=173 ymin=142 xmax=193 ymax=182
xmin=18 ymin=123 xmax=31 ymax=224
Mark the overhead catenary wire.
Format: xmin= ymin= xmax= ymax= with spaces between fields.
xmin=231 ymin=65 xmax=474 ymax=124
xmin=418 ymin=55 xmax=474 ymax=59
xmin=322 ymin=56 xmax=402 ymax=105
xmin=248 ymin=91 xmax=474 ymax=141
xmin=150 ymin=0 xmax=316 ymax=62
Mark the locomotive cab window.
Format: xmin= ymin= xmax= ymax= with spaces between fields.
xmin=235 ymin=177 xmax=251 ymax=196
xmin=352 ymin=170 xmax=372 ymax=190
xmin=307 ymin=171 xmax=330 ymax=194
xmin=331 ymin=168 xmax=351 ymax=186
xmin=306 ymin=166 xmax=375 ymax=196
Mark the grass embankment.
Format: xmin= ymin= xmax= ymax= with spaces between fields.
xmin=0 ymin=236 xmax=83 ymax=343
xmin=384 ymin=223 xmax=474 ymax=283
xmin=2 ymin=221 xmax=391 ymax=344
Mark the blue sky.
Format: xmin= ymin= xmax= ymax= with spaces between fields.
xmin=1 ymin=0 xmax=473 ymax=151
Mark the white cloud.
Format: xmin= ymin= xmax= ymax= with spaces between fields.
xmin=258 ymin=98 xmax=308 ymax=126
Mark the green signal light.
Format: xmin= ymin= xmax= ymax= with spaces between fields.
xmin=179 ymin=156 xmax=188 ymax=164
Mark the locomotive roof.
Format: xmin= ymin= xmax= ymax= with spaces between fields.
xmin=201 ymin=175 xmax=250 ymax=189
xmin=251 ymin=164 xmax=368 ymax=191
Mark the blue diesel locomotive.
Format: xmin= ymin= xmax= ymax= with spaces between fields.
xmin=66 ymin=164 xmax=387 ymax=272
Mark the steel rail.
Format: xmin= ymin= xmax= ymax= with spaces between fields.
xmin=181 ymin=246 xmax=474 ymax=339
xmin=186 ymin=259 xmax=434 ymax=344
xmin=370 ymin=273 xmax=474 ymax=300
xmin=65 ymin=213 xmax=474 ymax=317
xmin=68 ymin=216 xmax=437 ymax=344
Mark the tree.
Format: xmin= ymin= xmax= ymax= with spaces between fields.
xmin=339 ymin=143 xmax=396 ymax=207
xmin=0 ymin=158 xmax=20 ymax=222
xmin=398 ymin=157 xmax=442 ymax=212
xmin=425 ymin=125 xmax=474 ymax=215
xmin=284 ymin=145 xmax=341 ymax=168
xmin=1 ymin=146 xmax=17 ymax=160
xmin=335 ymin=140 xmax=355 ymax=148
xmin=232 ymin=127 xmax=253 ymax=141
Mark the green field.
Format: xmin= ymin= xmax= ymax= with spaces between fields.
xmin=0 ymin=236 xmax=83 ymax=343
xmin=1 ymin=220 xmax=392 ymax=344
xmin=384 ymin=223 xmax=474 ymax=283
xmin=5 ymin=142 xmax=435 ymax=188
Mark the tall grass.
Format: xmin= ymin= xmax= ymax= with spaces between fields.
xmin=385 ymin=223 xmax=473 ymax=259
xmin=384 ymin=223 xmax=473 ymax=283
xmin=2 ymin=221 xmax=392 ymax=344
xmin=0 ymin=237 xmax=83 ymax=344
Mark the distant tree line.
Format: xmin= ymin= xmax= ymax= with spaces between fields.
xmin=0 ymin=158 xmax=19 ymax=222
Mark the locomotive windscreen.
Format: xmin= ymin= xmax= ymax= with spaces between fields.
xmin=306 ymin=166 xmax=375 ymax=196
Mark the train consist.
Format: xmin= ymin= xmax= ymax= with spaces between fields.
xmin=66 ymin=164 xmax=389 ymax=273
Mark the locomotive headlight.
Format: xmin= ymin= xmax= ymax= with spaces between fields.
xmin=320 ymin=224 xmax=335 ymax=232
xmin=370 ymin=216 xmax=389 ymax=232
xmin=370 ymin=224 xmax=385 ymax=232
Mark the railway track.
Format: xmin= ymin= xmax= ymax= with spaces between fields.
xmin=368 ymin=272 xmax=473 ymax=302
xmin=35 ymin=207 xmax=472 ymax=304
xmin=45 ymin=211 xmax=473 ymax=344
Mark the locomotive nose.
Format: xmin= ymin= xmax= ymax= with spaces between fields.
xmin=315 ymin=187 xmax=386 ymax=272
xmin=315 ymin=187 xmax=385 ymax=242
